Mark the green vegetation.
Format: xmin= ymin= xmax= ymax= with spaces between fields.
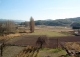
xmin=19 ymin=17 xmax=80 ymax=27
xmin=34 ymin=17 xmax=80 ymax=26
xmin=40 ymin=48 xmax=63 ymax=53
xmin=15 ymin=47 xmax=67 ymax=57
xmin=38 ymin=48 xmax=67 ymax=57
xmin=28 ymin=31 xmax=72 ymax=37
xmin=35 ymin=19 xmax=72 ymax=26
xmin=71 ymin=21 xmax=80 ymax=27
xmin=48 ymin=48 xmax=62 ymax=53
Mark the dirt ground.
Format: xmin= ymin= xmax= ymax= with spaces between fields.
xmin=5 ymin=35 xmax=80 ymax=48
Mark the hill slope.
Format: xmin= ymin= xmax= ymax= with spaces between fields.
xmin=0 ymin=17 xmax=80 ymax=27
xmin=35 ymin=17 xmax=80 ymax=27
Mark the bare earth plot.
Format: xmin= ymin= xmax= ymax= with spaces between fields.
xmin=5 ymin=35 xmax=40 ymax=46
xmin=5 ymin=35 xmax=80 ymax=47
xmin=1 ymin=35 xmax=80 ymax=57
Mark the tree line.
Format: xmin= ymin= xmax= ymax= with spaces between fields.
xmin=0 ymin=17 xmax=35 ymax=36
xmin=35 ymin=18 xmax=80 ymax=27
xmin=20 ymin=17 xmax=80 ymax=27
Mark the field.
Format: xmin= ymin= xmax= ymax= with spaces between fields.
xmin=27 ymin=26 xmax=73 ymax=37
xmin=0 ymin=26 xmax=73 ymax=40
xmin=15 ymin=46 xmax=67 ymax=57
xmin=3 ymin=46 xmax=24 ymax=57
xmin=0 ymin=26 xmax=78 ymax=57
xmin=2 ymin=35 xmax=80 ymax=57
xmin=27 ymin=30 xmax=73 ymax=37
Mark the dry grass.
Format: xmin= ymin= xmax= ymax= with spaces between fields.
xmin=0 ymin=33 xmax=21 ymax=41
xmin=16 ymin=46 xmax=39 ymax=57
xmin=64 ymin=42 xmax=80 ymax=51
xmin=6 ymin=33 xmax=21 ymax=39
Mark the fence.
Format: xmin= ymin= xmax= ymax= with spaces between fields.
xmin=0 ymin=43 xmax=3 ymax=57
xmin=0 ymin=39 xmax=5 ymax=57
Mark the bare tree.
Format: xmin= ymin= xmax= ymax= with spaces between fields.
xmin=30 ymin=17 xmax=35 ymax=33
xmin=0 ymin=22 xmax=6 ymax=36
xmin=24 ymin=21 xmax=29 ymax=27
xmin=36 ymin=36 xmax=48 ymax=48
xmin=4 ymin=20 xmax=16 ymax=34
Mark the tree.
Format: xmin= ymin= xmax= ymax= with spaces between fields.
xmin=36 ymin=36 xmax=48 ymax=48
xmin=24 ymin=21 xmax=29 ymax=27
xmin=30 ymin=17 xmax=35 ymax=33
xmin=4 ymin=20 xmax=16 ymax=34
xmin=0 ymin=22 xmax=6 ymax=36
xmin=71 ymin=21 xmax=80 ymax=27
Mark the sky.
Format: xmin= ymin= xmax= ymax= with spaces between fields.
xmin=0 ymin=0 xmax=80 ymax=21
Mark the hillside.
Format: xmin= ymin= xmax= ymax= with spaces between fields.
xmin=0 ymin=19 xmax=25 ymax=24
xmin=35 ymin=17 xmax=80 ymax=27
xmin=0 ymin=17 xmax=80 ymax=27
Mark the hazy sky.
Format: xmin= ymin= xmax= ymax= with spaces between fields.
xmin=0 ymin=0 xmax=80 ymax=21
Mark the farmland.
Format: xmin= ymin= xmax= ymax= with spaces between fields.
xmin=27 ymin=26 xmax=73 ymax=37
xmin=27 ymin=30 xmax=72 ymax=37
xmin=1 ymin=0 xmax=80 ymax=56
xmin=0 ymin=26 xmax=79 ymax=57
xmin=2 ymin=35 xmax=80 ymax=57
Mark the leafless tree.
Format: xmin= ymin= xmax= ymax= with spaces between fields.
xmin=4 ymin=20 xmax=16 ymax=34
xmin=24 ymin=21 xmax=29 ymax=27
xmin=36 ymin=36 xmax=48 ymax=48
xmin=0 ymin=22 xmax=6 ymax=36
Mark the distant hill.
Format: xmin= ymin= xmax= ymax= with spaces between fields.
xmin=0 ymin=19 xmax=7 ymax=22
xmin=1 ymin=17 xmax=80 ymax=27
xmin=35 ymin=17 xmax=80 ymax=27
xmin=0 ymin=19 xmax=25 ymax=24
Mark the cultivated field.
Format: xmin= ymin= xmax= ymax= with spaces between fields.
xmin=27 ymin=26 xmax=73 ymax=37
xmin=0 ymin=26 xmax=79 ymax=57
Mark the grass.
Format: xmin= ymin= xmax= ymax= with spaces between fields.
xmin=27 ymin=30 xmax=72 ymax=37
xmin=2 ymin=46 xmax=25 ymax=57
xmin=48 ymin=48 xmax=63 ymax=53
xmin=40 ymin=48 xmax=63 ymax=53
xmin=38 ymin=48 xmax=67 ymax=57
